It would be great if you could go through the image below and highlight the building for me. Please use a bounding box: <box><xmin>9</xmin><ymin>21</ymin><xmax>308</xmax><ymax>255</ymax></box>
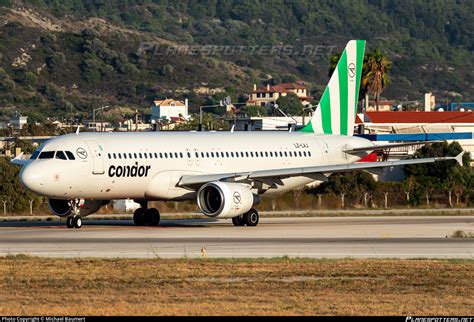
<box><xmin>246</xmin><ymin>82</ymin><xmax>313</xmax><ymax>107</ymax></box>
<box><xmin>9</xmin><ymin>113</ymin><xmax>28</xmax><ymax>129</ymax></box>
<box><xmin>83</xmin><ymin>120</ymin><xmax>113</xmax><ymax>132</ymax></box>
<box><xmin>366</xmin><ymin>99</ymin><xmax>397</xmax><ymax>112</ymax></box>
<box><xmin>228</xmin><ymin>116</ymin><xmax>308</xmax><ymax>131</ymax></box>
<box><xmin>151</xmin><ymin>99</ymin><xmax>189</xmax><ymax>121</ymax></box>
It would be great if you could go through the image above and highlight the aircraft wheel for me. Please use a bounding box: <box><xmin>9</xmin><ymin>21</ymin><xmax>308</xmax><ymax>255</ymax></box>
<box><xmin>133</xmin><ymin>208</ymin><xmax>146</xmax><ymax>226</ymax></box>
<box><xmin>66</xmin><ymin>217</ymin><xmax>74</xmax><ymax>229</ymax></box>
<box><xmin>145</xmin><ymin>208</ymin><xmax>160</xmax><ymax>226</ymax></box>
<box><xmin>73</xmin><ymin>216</ymin><xmax>82</xmax><ymax>229</ymax></box>
<box><xmin>244</xmin><ymin>209</ymin><xmax>259</xmax><ymax>227</ymax></box>
<box><xmin>232</xmin><ymin>215</ymin><xmax>245</xmax><ymax>226</ymax></box>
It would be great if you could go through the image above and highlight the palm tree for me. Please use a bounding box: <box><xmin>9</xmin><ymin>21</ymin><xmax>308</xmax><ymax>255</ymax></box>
<box><xmin>361</xmin><ymin>48</ymin><xmax>392</xmax><ymax>111</ymax></box>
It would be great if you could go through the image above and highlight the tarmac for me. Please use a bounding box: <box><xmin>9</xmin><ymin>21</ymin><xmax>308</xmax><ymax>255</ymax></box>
<box><xmin>0</xmin><ymin>216</ymin><xmax>473</xmax><ymax>259</ymax></box>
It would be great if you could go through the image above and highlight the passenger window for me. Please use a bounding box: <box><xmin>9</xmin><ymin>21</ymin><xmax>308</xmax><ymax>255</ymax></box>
<box><xmin>107</xmin><ymin>153</ymin><xmax>111</xmax><ymax>159</ymax></box>
<box><xmin>265</xmin><ymin>152</ymin><xmax>268</xmax><ymax>157</ymax></box>
<box><xmin>164</xmin><ymin>153</ymin><xmax>168</xmax><ymax>158</ymax></box>
<box><xmin>55</xmin><ymin>151</ymin><xmax>67</xmax><ymax>160</ymax></box>
<box><xmin>123</xmin><ymin>154</ymin><xmax>127</xmax><ymax>159</ymax></box>
<box><xmin>299</xmin><ymin>151</ymin><xmax>302</xmax><ymax>157</ymax></box>
<box><xmin>303</xmin><ymin>151</ymin><xmax>307</xmax><ymax>157</ymax></box>
<box><xmin>245</xmin><ymin>152</ymin><xmax>249</xmax><ymax>157</ymax></box>
<box><xmin>195</xmin><ymin>152</ymin><xmax>199</xmax><ymax>158</ymax></box>
<box><xmin>65</xmin><ymin>151</ymin><xmax>75</xmax><ymax>160</ymax></box>
<box><xmin>170</xmin><ymin>153</ymin><xmax>173</xmax><ymax>159</ymax></box>
<box><xmin>308</xmin><ymin>151</ymin><xmax>312</xmax><ymax>157</ymax></box>
<box><xmin>250</xmin><ymin>152</ymin><xmax>254</xmax><ymax>157</ymax></box>
<box><xmin>187</xmin><ymin>152</ymin><xmax>191</xmax><ymax>158</ymax></box>
<box><xmin>154</xmin><ymin>153</ymin><xmax>158</xmax><ymax>158</ymax></box>
<box><xmin>201</xmin><ymin>152</ymin><xmax>205</xmax><ymax>158</ymax></box>
<box><xmin>113</xmin><ymin>153</ymin><xmax>117</xmax><ymax>159</ymax></box>
<box><xmin>143</xmin><ymin>153</ymin><xmax>147</xmax><ymax>159</ymax></box>
<box><xmin>118</xmin><ymin>153</ymin><xmax>122</xmax><ymax>159</ymax></box>
<box><xmin>175</xmin><ymin>152</ymin><xmax>179</xmax><ymax>158</ymax></box>
<box><xmin>289</xmin><ymin>151</ymin><xmax>292</xmax><ymax>157</ymax></box>
<box><xmin>134</xmin><ymin>153</ymin><xmax>137</xmax><ymax>159</ymax></box>
<box><xmin>231</xmin><ymin>152</ymin><xmax>234</xmax><ymax>157</ymax></box>
<box><xmin>269</xmin><ymin>152</ymin><xmax>273</xmax><ymax>157</ymax></box>
<box><xmin>159</xmin><ymin>153</ymin><xmax>163</xmax><ymax>158</ymax></box>
<box><xmin>206</xmin><ymin>152</ymin><xmax>210</xmax><ymax>158</ymax></box>
<box><xmin>39</xmin><ymin>151</ymin><xmax>55</xmax><ymax>159</ymax></box>
<box><xmin>240</xmin><ymin>152</ymin><xmax>244</xmax><ymax>157</ymax></box>
<box><xmin>284</xmin><ymin>151</ymin><xmax>288</xmax><ymax>157</ymax></box>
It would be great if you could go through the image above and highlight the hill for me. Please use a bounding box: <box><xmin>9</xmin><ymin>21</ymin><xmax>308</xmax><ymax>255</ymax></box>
<box><xmin>0</xmin><ymin>0</ymin><xmax>473</xmax><ymax>122</ymax></box>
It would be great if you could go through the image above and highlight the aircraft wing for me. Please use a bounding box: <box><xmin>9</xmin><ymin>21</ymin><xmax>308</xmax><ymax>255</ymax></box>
<box><xmin>343</xmin><ymin>141</ymin><xmax>442</xmax><ymax>154</ymax></box>
<box><xmin>178</xmin><ymin>152</ymin><xmax>464</xmax><ymax>188</ymax></box>
<box><xmin>10</xmin><ymin>153</ymin><xmax>28</xmax><ymax>166</ymax></box>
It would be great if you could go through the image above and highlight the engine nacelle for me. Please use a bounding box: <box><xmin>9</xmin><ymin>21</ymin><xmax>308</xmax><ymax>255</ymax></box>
<box><xmin>48</xmin><ymin>199</ymin><xmax>108</xmax><ymax>217</ymax></box>
<box><xmin>197</xmin><ymin>182</ymin><xmax>256</xmax><ymax>218</ymax></box>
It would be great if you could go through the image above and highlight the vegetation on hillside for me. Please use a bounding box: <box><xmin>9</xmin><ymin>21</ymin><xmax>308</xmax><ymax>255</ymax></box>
<box><xmin>0</xmin><ymin>0</ymin><xmax>472</xmax><ymax>122</ymax></box>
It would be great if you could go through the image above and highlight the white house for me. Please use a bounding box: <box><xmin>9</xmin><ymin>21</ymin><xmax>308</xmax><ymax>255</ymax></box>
<box><xmin>9</xmin><ymin>114</ymin><xmax>28</xmax><ymax>129</ymax></box>
<box><xmin>152</xmin><ymin>98</ymin><xmax>189</xmax><ymax>121</ymax></box>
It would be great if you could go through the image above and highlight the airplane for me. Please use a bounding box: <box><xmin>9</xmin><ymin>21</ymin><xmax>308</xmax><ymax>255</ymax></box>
<box><xmin>11</xmin><ymin>40</ymin><xmax>464</xmax><ymax>229</ymax></box>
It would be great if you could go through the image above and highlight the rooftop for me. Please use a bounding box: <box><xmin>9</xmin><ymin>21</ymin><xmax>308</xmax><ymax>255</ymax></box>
<box><xmin>361</xmin><ymin>111</ymin><xmax>474</xmax><ymax>124</ymax></box>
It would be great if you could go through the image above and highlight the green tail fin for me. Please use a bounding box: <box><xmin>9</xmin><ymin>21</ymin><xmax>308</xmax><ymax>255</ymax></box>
<box><xmin>301</xmin><ymin>40</ymin><xmax>366</xmax><ymax>136</ymax></box>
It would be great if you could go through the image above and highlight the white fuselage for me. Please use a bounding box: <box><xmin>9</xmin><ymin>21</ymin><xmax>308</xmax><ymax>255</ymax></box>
<box><xmin>20</xmin><ymin>131</ymin><xmax>372</xmax><ymax>201</ymax></box>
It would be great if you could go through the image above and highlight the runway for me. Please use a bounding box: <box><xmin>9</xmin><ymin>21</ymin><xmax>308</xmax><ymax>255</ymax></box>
<box><xmin>0</xmin><ymin>216</ymin><xmax>473</xmax><ymax>258</ymax></box>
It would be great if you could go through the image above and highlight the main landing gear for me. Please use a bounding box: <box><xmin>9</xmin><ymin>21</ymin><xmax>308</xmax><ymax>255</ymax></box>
<box><xmin>232</xmin><ymin>208</ymin><xmax>259</xmax><ymax>227</ymax></box>
<box><xmin>66</xmin><ymin>199</ymin><xmax>84</xmax><ymax>229</ymax></box>
<box><xmin>133</xmin><ymin>206</ymin><xmax>161</xmax><ymax>226</ymax></box>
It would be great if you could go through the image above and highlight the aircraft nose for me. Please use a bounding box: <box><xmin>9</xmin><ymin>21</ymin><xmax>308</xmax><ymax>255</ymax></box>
<box><xmin>20</xmin><ymin>164</ymin><xmax>43</xmax><ymax>194</ymax></box>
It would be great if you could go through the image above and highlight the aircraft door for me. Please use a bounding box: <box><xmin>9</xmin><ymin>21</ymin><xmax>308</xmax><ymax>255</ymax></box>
<box><xmin>185</xmin><ymin>148</ymin><xmax>192</xmax><ymax>166</ymax></box>
<box><xmin>85</xmin><ymin>140</ymin><xmax>105</xmax><ymax>175</ymax></box>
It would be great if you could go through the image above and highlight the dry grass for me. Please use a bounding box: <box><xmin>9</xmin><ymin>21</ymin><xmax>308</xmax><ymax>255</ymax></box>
<box><xmin>0</xmin><ymin>256</ymin><xmax>473</xmax><ymax>316</ymax></box>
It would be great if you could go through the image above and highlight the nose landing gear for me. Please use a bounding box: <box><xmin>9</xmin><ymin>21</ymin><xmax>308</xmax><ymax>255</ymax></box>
<box><xmin>66</xmin><ymin>199</ymin><xmax>84</xmax><ymax>229</ymax></box>
<box><xmin>66</xmin><ymin>216</ymin><xmax>82</xmax><ymax>229</ymax></box>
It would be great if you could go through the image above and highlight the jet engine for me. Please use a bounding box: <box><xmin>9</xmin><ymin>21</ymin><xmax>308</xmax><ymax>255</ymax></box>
<box><xmin>48</xmin><ymin>198</ymin><xmax>108</xmax><ymax>217</ymax></box>
<box><xmin>197</xmin><ymin>182</ymin><xmax>257</xmax><ymax>218</ymax></box>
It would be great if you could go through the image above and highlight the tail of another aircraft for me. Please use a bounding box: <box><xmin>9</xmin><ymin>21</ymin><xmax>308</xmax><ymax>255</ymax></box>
<box><xmin>300</xmin><ymin>40</ymin><xmax>366</xmax><ymax>136</ymax></box>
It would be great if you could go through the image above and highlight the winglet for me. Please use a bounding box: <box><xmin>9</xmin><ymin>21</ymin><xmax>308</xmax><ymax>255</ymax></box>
<box><xmin>434</xmin><ymin>151</ymin><xmax>465</xmax><ymax>166</ymax></box>
<box><xmin>10</xmin><ymin>153</ymin><xmax>27</xmax><ymax>166</ymax></box>
<box><xmin>455</xmin><ymin>151</ymin><xmax>465</xmax><ymax>166</ymax></box>
<box><xmin>76</xmin><ymin>126</ymin><xmax>80</xmax><ymax>135</ymax></box>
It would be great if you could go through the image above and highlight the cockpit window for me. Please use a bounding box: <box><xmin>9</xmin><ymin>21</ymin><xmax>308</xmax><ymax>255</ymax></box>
<box><xmin>55</xmin><ymin>151</ymin><xmax>67</xmax><ymax>160</ymax></box>
<box><xmin>30</xmin><ymin>150</ymin><xmax>40</xmax><ymax>160</ymax></box>
<box><xmin>65</xmin><ymin>151</ymin><xmax>75</xmax><ymax>160</ymax></box>
<box><xmin>39</xmin><ymin>151</ymin><xmax>55</xmax><ymax>159</ymax></box>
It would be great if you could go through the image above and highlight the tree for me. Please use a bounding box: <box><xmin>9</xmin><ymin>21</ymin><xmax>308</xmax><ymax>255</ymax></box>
<box><xmin>361</xmin><ymin>48</ymin><xmax>392</xmax><ymax>111</ymax></box>
<box><xmin>276</xmin><ymin>93</ymin><xmax>304</xmax><ymax>116</ymax></box>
